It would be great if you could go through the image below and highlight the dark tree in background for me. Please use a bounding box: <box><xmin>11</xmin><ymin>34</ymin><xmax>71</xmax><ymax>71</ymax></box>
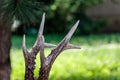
<box><xmin>12</xmin><ymin>0</ymin><xmax>106</xmax><ymax>35</ymax></box>
<box><xmin>0</xmin><ymin>0</ymin><xmax>41</xmax><ymax>79</ymax></box>
<box><xmin>41</xmin><ymin>0</ymin><xmax>105</xmax><ymax>34</ymax></box>
<box><xmin>0</xmin><ymin>20</ymin><xmax>11</xmax><ymax>80</ymax></box>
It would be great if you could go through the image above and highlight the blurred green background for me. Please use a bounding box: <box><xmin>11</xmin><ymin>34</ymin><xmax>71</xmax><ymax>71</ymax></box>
<box><xmin>11</xmin><ymin>34</ymin><xmax>120</xmax><ymax>80</ymax></box>
<box><xmin>13</xmin><ymin>0</ymin><xmax>106</xmax><ymax>35</ymax></box>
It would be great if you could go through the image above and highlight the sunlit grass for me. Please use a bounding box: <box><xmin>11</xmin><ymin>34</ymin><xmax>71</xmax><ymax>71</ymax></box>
<box><xmin>11</xmin><ymin>34</ymin><xmax>120</xmax><ymax>80</ymax></box>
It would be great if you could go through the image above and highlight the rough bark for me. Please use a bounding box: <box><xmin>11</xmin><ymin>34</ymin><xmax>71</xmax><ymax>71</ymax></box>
<box><xmin>0</xmin><ymin>21</ymin><xmax>11</xmax><ymax>80</ymax></box>
<box><xmin>22</xmin><ymin>13</ymin><xmax>81</xmax><ymax>80</ymax></box>
<box><xmin>38</xmin><ymin>65</ymin><xmax>52</xmax><ymax>80</ymax></box>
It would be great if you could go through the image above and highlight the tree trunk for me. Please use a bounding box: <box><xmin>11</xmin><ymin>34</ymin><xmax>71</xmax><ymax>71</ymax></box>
<box><xmin>0</xmin><ymin>21</ymin><xmax>11</xmax><ymax>80</ymax></box>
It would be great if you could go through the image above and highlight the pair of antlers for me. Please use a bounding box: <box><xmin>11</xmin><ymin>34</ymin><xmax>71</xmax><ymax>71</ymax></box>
<box><xmin>22</xmin><ymin>13</ymin><xmax>80</xmax><ymax>80</ymax></box>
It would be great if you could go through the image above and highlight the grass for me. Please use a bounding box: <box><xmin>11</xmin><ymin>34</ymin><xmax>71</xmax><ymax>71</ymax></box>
<box><xmin>11</xmin><ymin>34</ymin><xmax>120</xmax><ymax>80</ymax></box>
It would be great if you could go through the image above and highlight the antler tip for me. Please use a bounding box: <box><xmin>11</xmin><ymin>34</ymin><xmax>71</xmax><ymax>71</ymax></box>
<box><xmin>75</xmin><ymin>20</ymin><xmax>80</xmax><ymax>27</ymax></box>
<box><xmin>77</xmin><ymin>20</ymin><xmax>80</xmax><ymax>22</ymax></box>
<box><xmin>65</xmin><ymin>43</ymin><xmax>81</xmax><ymax>50</ymax></box>
<box><xmin>22</xmin><ymin>34</ymin><xmax>26</xmax><ymax>46</ymax></box>
<box><xmin>43</xmin><ymin>13</ymin><xmax>45</xmax><ymax>17</ymax></box>
<box><xmin>39</xmin><ymin>13</ymin><xmax>46</xmax><ymax>36</ymax></box>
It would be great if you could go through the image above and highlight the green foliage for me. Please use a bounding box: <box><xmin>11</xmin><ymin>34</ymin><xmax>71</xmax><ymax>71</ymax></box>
<box><xmin>42</xmin><ymin>0</ymin><xmax>105</xmax><ymax>34</ymax></box>
<box><xmin>0</xmin><ymin>0</ymin><xmax>41</xmax><ymax>24</ymax></box>
<box><xmin>11</xmin><ymin>34</ymin><xmax>120</xmax><ymax>80</ymax></box>
<box><xmin>4</xmin><ymin>0</ymin><xmax>106</xmax><ymax>35</ymax></box>
<box><xmin>50</xmin><ymin>0</ymin><xmax>104</xmax><ymax>11</ymax></box>
<box><xmin>0</xmin><ymin>0</ymin><xmax>107</xmax><ymax>34</ymax></box>
<box><xmin>75</xmin><ymin>12</ymin><xmax>107</xmax><ymax>34</ymax></box>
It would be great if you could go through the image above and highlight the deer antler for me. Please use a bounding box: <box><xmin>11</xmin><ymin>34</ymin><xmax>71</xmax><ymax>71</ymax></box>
<box><xmin>46</xmin><ymin>20</ymin><xmax>80</xmax><ymax>65</ymax></box>
<box><xmin>22</xmin><ymin>13</ymin><xmax>80</xmax><ymax>80</ymax></box>
<box><xmin>22</xmin><ymin>13</ymin><xmax>56</xmax><ymax>80</ymax></box>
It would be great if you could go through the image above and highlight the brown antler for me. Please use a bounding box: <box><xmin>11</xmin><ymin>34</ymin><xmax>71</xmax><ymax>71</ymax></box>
<box><xmin>46</xmin><ymin>20</ymin><xmax>80</xmax><ymax>65</ymax></box>
<box><xmin>22</xmin><ymin>13</ymin><xmax>80</xmax><ymax>80</ymax></box>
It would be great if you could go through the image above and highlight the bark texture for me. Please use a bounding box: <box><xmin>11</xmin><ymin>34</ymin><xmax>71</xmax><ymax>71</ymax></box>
<box><xmin>0</xmin><ymin>21</ymin><xmax>11</xmax><ymax>80</ymax></box>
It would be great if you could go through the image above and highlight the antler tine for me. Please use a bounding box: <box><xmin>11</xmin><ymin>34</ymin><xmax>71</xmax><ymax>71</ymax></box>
<box><xmin>64</xmin><ymin>43</ymin><xmax>81</xmax><ymax>50</ymax></box>
<box><xmin>38</xmin><ymin>14</ymin><xmax>46</xmax><ymax>66</ymax></box>
<box><xmin>56</xmin><ymin>20</ymin><xmax>80</xmax><ymax>49</ymax></box>
<box><xmin>65</xmin><ymin>20</ymin><xmax>80</xmax><ymax>41</ymax></box>
<box><xmin>47</xmin><ymin>20</ymin><xmax>80</xmax><ymax>65</ymax></box>
<box><xmin>22</xmin><ymin>35</ymin><xmax>29</xmax><ymax>61</ymax></box>
<box><xmin>54</xmin><ymin>20</ymin><xmax>80</xmax><ymax>49</ymax></box>
<box><xmin>32</xmin><ymin>13</ymin><xmax>45</xmax><ymax>54</ymax></box>
<box><xmin>58</xmin><ymin>20</ymin><xmax>80</xmax><ymax>50</ymax></box>
<box><xmin>38</xmin><ymin>13</ymin><xmax>45</xmax><ymax>37</ymax></box>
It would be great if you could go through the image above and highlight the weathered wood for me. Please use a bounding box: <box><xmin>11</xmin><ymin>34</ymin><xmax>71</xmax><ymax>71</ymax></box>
<box><xmin>22</xmin><ymin>13</ymin><xmax>80</xmax><ymax>80</ymax></box>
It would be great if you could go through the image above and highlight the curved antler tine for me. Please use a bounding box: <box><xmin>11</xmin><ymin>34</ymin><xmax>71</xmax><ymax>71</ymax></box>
<box><xmin>55</xmin><ymin>20</ymin><xmax>80</xmax><ymax>50</ymax></box>
<box><xmin>38</xmin><ymin>13</ymin><xmax>45</xmax><ymax>37</ymax></box>
<box><xmin>65</xmin><ymin>20</ymin><xmax>80</xmax><ymax>41</ymax></box>
<box><xmin>22</xmin><ymin>35</ymin><xmax>29</xmax><ymax>60</ymax></box>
